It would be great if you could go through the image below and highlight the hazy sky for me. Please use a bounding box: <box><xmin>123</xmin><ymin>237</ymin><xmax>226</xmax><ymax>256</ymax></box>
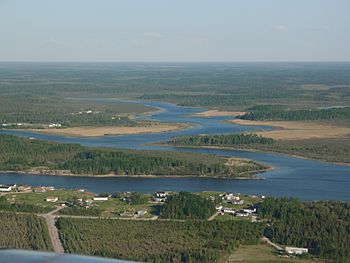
<box><xmin>0</xmin><ymin>0</ymin><xmax>349</xmax><ymax>62</ymax></box>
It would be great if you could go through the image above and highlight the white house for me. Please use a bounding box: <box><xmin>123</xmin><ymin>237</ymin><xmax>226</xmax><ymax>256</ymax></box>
<box><xmin>285</xmin><ymin>247</ymin><xmax>308</xmax><ymax>255</ymax></box>
<box><xmin>45</xmin><ymin>197</ymin><xmax>58</xmax><ymax>203</ymax></box>
<box><xmin>0</xmin><ymin>184</ymin><xmax>16</xmax><ymax>192</ymax></box>
<box><xmin>223</xmin><ymin>208</ymin><xmax>236</xmax><ymax>215</ymax></box>
<box><xmin>155</xmin><ymin>191</ymin><xmax>168</xmax><ymax>198</ymax></box>
<box><xmin>93</xmin><ymin>196</ymin><xmax>108</xmax><ymax>201</ymax></box>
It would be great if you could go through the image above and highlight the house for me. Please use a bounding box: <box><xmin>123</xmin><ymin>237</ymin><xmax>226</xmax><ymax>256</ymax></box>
<box><xmin>222</xmin><ymin>193</ymin><xmax>243</xmax><ymax>204</ymax></box>
<box><xmin>155</xmin><ymin>191</ymin><xmax>168</xmax><ymax>198</ymax></box>
<box><xmin>243</xmin><ymin>208</ymin><xmax>256</xmax><ymax>214</ymax></box>
<box><xmin>215</xmin><ymin>205</ymin><xmax>223</xmax><ymax>211</ymax></box>
<box><xmin>285</xmin><ymin>247</ymin><xmax>308</xmax><ymax>255</ymax></box>
<box><xmin>136</xmin><ymin>209</ymin><xmax>147</xmax><ymax>216</ymax></box>
<box><xmin>154</xmin><ymin>191</ymin><xmax>169</xmax><ymax>202</ymax></box>
<box><xmin>93</xmin><ymin>196</ymin><xmax>108</xmax><ymax>201</ymax></box>
<box><xmin>223</xmin><ymin>208</ymin><xmax>236</xmax><ymax>215</ymax></box>
<box><xmin>0</xmin><ymin>184</ymin><xmax>16</xmax><ymax>192</ymax></box>
<box><xmin>48</xmin><ymin>123</ymin><xmax>62</xmax><ymax>128</ymax></box>
<box><xmin>45</xmin><ymin>197</ymin><xmax>58</xmax><ymax>203</ymax></box>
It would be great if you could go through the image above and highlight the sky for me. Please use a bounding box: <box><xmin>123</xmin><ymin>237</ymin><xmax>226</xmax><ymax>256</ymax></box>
<box><xmin>0</xmin><ymin>0</ymin><xmax>349</xmax><ymax>62</ymax></box>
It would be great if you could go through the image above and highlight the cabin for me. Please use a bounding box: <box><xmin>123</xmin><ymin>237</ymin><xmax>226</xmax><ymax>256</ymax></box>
<box><xmin>45</xmin><ymin>197</ymin><xmax>58</xmax><ymax>203</ymax></box>
<box><xmin>285</xmin><ymin>247</ymin><xmax>308</xmax><ymax>255</ymax></box>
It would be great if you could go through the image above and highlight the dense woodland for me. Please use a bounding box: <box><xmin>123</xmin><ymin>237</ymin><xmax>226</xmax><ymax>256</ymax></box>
<box><xmin>170</xmin><ymin>134</ymin><xmax>350</xmax><ymax>163</ymax></box>
<box><xmin>0</xmin><ymin>212</ymin><xmax>52</xmax><ymax>251</ymax></box>
<box><xmin>171</xmin><ymin>133</ymin><xmax>274</xmax><ymax>146</ymax></box>
<box><xmin>160</xmin><ymin>192</ymin><xmax>216</xmax><ymax>220</ymax></box>
<box><xmin>0</xmin><ymin>111</ymin><xmax>136</xmax><ymax>128</ymax></box>
<box><xmin>0</xmin><ymin>134</ymin><xmax>265</xmax><ymax>177</ymax></box>
<box><xmin>239</xmin><ymin>107</ymin><xmax>350</xmax><ymax>121</ymax></box>
<box><xmin>57</xmin><ymin>218</ymin><xmax>264</xmax><ymax>262</ymax></box>
<box><xmin>259</xmin><ymin>198</ymin><xmax>350</xmax><ymax>262</ymax></box>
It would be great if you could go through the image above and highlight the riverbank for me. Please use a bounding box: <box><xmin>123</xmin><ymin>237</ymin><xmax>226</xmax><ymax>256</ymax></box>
<box><xmin>229</xmin><ymin>119</ymin><xmax>350</xmax><ymax>140</ymax></box>
<box><xmin>163</xmin><ymin>143</ymin><xmax>350</xmax><ymax>167</ymax></box>
<box><xmin>21</xmin><ymin>122</ymin><xmax>189</xmax><ymax>137</ymax></box>
<box><xmin>193</xmin><ymin>110</ymin><xmax>246</xmax><ymax>117</ymax></box>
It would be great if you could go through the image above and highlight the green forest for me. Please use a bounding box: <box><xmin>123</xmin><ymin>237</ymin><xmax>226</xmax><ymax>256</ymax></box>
<box><xmin>171</xmin><ymin>133</ymin><xmax>274</xmax><ymax>146</ymax></box>
<box><xmin>160</xmin><ymin>192</ymin><xmax>216</xmax><ymax>220</ymax></box>
<box><xmin>170</xmin><ymin>134</ymin><xmax>350</xmax><ymax>164</ymax></box>
<box><xmin>57</xmin><ymin>218</ymin><xmax>264</xmax><ymax>262</ymax></box>
<box><xmin>0</xmin><ymin>134</ymin><xmax>265</xmax><ymax>177</ymax></box>
<box><xmin>259</xmin><ymin>198</ymin><xmax>350</xmax><ymax>262</ymax></box>
<box><xmin>0</xmin><ymin>212</ymin><xmax>53</xmax><ymax>251</ymax></box>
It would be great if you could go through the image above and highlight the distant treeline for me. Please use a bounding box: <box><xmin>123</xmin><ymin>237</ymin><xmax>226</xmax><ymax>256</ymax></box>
<box><xmin>57</xmin><ymin>218</ymin><xmax>264</xmax><ymax>262</ymax></box>
<box><xmin>0</xmin><ymin>212</ymin><xmax>52</xmax><ymax>251</ymax></box>
<box><xmin>160</xmin><ymin>192</ymin><xmax>215</xmax><ymax>220</ymax></box>
<box><xmin>171</xmin><ymin>133</ymin><xmax>274</xmax><ymax>146</ymax></box>
<box><xmin>0</xmin><ymin>111</ymin><xmax>136</xmax><ymax>127</ymax></box>
<box><xmin>259</xmin><ymin>198</ymin><xmax>350</xmax><ymax>262</ymax></box>
<box><xmin>0</xmin><ymin>134</ymin><xmax>264</xmax><ymax>178</ymax></box>
<box><xmin>239</xmin><ymin>107</ymin><xmax>350</xmax><ymax>121</ymax></box>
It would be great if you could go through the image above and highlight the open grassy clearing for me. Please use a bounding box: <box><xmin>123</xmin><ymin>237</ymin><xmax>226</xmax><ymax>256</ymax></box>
<box><xmin>229</xmin><ymin>119</ymin><xmax>350</xmax><ymax>140</ymax></box>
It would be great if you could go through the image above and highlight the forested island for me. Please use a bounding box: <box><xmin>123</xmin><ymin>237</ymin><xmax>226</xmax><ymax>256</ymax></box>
<box><xmin>170</xmin><ymin>133</ymin><xmax>350</xmax><ymax>164</ymax></box>
<box><xmin>0</xmin><ymin>134</ymin><xmax>268</xmax><ymax>178</ymax></box>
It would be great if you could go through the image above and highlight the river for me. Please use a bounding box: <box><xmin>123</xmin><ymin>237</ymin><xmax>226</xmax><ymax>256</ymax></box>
<box><xmin>1</xmin><ymin>99</ymin><xmax>350</xmax><ymax>200</ymax></box>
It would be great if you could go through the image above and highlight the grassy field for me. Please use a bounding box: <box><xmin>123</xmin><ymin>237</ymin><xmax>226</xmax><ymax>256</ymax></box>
<box><xmin>230</xmin><ymin>119</ymin><xmax>350</xmax><ymax>140</ymax></box>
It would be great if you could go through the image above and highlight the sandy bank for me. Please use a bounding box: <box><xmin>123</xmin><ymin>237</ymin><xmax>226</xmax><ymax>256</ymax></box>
<box><xmin>229</xmin><ymin>119</ymin><xmax>350</xmax><ymax>140</ymax></box>
<box><xmin>26</xmin><ymin>123</ymin><xmax>188</xmax><ymax>137</ymax></box>
<box><xmin>194</xmin><ymin>110</ymin><xmax>246</xmax><ymax>117</ymax></box>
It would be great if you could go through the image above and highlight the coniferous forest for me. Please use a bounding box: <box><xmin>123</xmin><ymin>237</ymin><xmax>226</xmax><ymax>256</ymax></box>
<box><xmin>56</xmin><ymin>218</ymin><xmax>264</xmax><ymax>263</ymax></box>
<box><xmin>259</xmin><ymin>198</ymin><xmax>350</xmax><ymax>262</ymax></box>
<box><xmin>0</xmin><ymin>212</ymin><xmax>53</xmax><ymax>251</ymax></box>
<box><xmin>0</xmin><ymin>134</ymin><xmax>266</xmax><ymax>178</ymax></box>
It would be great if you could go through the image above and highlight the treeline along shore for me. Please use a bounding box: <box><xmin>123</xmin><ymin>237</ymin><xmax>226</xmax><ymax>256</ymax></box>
<box><xmin>0</xmin><ymin>134</ymin><xmax>269</xmax><ymax>179</ymax></box>
<box><xmin>169</xmin><ymin>133</ymin><xmax>350</xmax><ymax>164</ymax></box>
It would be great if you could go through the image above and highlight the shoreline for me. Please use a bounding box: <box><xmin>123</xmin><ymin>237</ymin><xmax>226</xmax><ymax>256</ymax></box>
<box><xmin>162</xmin><ymin>143</ymin><xmax>350</xmax><ymax>167</ymax></box>
<box><xmin>0</xmin><ymin>165</ymin><xmax>269</xmax><ymax>180</ymax></box>
<box><xmin>7</xmin><ymin>122</ymin><xmax>190</xmax><ymax>138</ymax></box>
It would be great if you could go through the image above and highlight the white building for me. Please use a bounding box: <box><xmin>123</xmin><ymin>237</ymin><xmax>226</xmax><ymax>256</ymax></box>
<box><xmin>285</xmin><ymin>247</ymin><xmax>308</xmax><ymax>255</ymax></box>
<box><xmin>0</xmin><ymin>184</ymin><xmax>16</xmax><ymax>192</ymax></box>
<box><xmin>45</xmin><ymin>197</ymin><xmax>58</xmax><ymax>203</ymax></box>
<box><xmin>155</xmin><ymin>191</ymin><xmax>168</xmax><ymax>198</ymax></box>
<box><xmin>93</xmin><ymin>196</ymin><xmax>108</xmax><ymax>201</ymax></box>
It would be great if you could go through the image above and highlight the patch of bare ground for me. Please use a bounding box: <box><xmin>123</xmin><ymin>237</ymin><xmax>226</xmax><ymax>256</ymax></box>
<box><xmin>229</xmin><ymin>119</ymin><xmax>350</xmax><ymax>140</ymax></box>
<box><xmin>194</xmin><ymin>110</ymin><xmax>246</xmax><ymax>117</ymax></box>
<box><xmin>26</xmin><ymin>123</ymin><xmax>188</xmax><ymax>137</ymax></box>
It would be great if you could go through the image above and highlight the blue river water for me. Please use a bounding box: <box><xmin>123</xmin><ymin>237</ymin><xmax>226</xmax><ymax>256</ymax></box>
<box><xmin>1</xmin><ymin>99</ymin><xmax>350</xmax><ymax>200</ymax></box>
